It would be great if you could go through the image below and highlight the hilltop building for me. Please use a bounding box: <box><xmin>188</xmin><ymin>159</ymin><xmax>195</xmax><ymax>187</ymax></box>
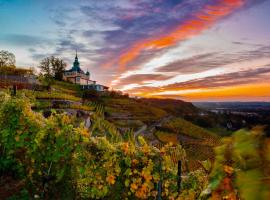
<box><xmin>63</xmin><ymin>52</ymin><xmax>108</xmax><ymax>92</ymax></box>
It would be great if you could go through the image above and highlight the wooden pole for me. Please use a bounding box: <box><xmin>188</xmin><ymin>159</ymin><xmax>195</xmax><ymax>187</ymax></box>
<box><xmin>12</xmin><ymin>84</ymin><xmax>17</xmax><ymax>96</ymax></box>
<box><xmin>177</xmin><ymin>160</ymin><xmax>182</xmax><ymax>192</ymax></box>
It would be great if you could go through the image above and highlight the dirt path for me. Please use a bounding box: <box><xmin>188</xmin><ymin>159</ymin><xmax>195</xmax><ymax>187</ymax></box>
<box><xmin>134</xmin><ymin>115</ymin><xmax>174</xmax><ymax>145</ymax></box>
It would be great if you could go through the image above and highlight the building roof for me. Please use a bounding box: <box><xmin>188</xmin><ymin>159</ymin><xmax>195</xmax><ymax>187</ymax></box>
<box><xmin>66</xmin><ymin>51</ymin><xmax>86</xmax><ymax>74</ymax></box>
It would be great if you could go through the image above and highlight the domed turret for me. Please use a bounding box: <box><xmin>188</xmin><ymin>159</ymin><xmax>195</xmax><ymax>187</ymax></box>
<box><xmin>71</xmin><ymin>50</ymin><xmax>82</xmax><ymax>72</ymax></box>
<box><xmin>86</xmin><ymin>68</ymin><xmax>90</xmax><ymax>80</ymax></box>
<box><xmin>63</xmin><ymin>50</ymin><xmax>99</xmax><ymax>87</ymax></box>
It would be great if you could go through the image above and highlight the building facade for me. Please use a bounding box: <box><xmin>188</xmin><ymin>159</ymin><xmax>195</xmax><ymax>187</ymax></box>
<box><xmin>63</xmin><ymin>52</ymin><xmax>108</xmax><ymax>92</ymax></box>
<box><xmin>63</xmin><ymin>52</ymin><xmax>93</xmax><ymax>85</ymax></box>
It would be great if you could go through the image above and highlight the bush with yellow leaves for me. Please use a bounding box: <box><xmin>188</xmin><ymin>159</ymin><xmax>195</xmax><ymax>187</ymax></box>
<box><xmin>1</xmin><ymin>92</ymin><xmax>199</xmax><ymax>200</ymax></box>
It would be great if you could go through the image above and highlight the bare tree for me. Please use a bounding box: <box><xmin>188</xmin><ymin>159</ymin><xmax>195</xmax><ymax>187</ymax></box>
<box><xmin>38</xmin><ymin>56</ymin><xmax>66</xmax><ymax>81</ymax></box>
<box><xmin>0</xmin><ymin>50</ymin><xmax>16</xmax><ymax>67</ymax></box>
<box><xmin>51</xmin><ymin>57</ymin><xmax>67</xmax><ymax>81</ymax></box>
<box><xmin>39</xmin><ymin>57</ymin><xmax>52</xmax><ymax>78</ymax></box>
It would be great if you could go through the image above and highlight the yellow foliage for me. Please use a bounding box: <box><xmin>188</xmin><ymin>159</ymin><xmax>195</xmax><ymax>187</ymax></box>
<box><xmin>106</xmin><ymin>175</ymin><xmax>116</xmax><ymax>185</ymax></box>
<box><xmin>135</xmin><ymin>184</ymin><xmax>149</xmax><ymax>199</ymax></box>
<box><xmin>130</xmin><ymin>182</ymin><xmax>138</xmax><ymax>191</ymax></box>
<box><xmin>223</xmin><ymin>165</ymin><xmax>234</xmax><ymax>175</ymax></box>
<box><xmin>121</xmin><ymin>142</ymin><xmax>129</xmax><ymax>154</ymax></box>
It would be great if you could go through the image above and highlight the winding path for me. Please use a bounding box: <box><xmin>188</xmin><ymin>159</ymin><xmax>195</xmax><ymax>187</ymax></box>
<box><xmin>134</xmin><ymin>115</ymin><xmax>174</xmax><ymax>145</ymax></box>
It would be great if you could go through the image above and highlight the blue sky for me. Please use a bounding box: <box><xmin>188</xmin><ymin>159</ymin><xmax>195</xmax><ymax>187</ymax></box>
<box><xmin>0</xmin><ymin>0</ymin><xmax>270</xmax><ymax>101</ymax></box>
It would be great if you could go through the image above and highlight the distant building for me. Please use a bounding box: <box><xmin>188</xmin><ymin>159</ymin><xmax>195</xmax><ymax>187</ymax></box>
<box><xmin>63</xmin><ymin>51</ymin><xmax>93</xmax><ymax>85</ymax></box>
<box><xmin>81</xmin><ymin>84</ymin><xmax>109</xmax><ymax>92</ymax></box>
<box><xmin>63</xmin><ymin>52</ymin><xmax>108</xmax><ymax>92</ymax></box>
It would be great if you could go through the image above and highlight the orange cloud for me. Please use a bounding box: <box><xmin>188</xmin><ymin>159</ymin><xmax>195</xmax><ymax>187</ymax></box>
<box><xmin>118</xmin><ymin>0</ymin><xmax>244</xmax><ymax>70</ymax></box>
<box><xmin>142</xmin><ymin>83</ymin><xmax>270</xmax><ymax>102</ymax></box>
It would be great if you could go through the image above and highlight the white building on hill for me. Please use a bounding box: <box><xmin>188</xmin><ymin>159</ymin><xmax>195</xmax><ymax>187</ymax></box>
<box><xmin>63</xmin><ymin>52</ymin><xmax>108</xmax><ymax>92</ymax></box>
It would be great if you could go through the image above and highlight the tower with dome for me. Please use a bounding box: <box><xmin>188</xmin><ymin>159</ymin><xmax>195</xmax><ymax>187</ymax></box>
<box><xmin>63</xmin><ymin>51</ymin><xmax>108</xmax><ymax>91</ymax></box>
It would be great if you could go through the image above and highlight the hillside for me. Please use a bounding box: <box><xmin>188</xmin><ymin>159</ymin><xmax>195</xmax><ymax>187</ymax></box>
<box><xmin>99</xmin><ymin>97</ymin><xmax>200</xmax><ymax>129</ymax></box>
<box><xmin>1</xmin><ymin>82</ymin><xmax>269</xmax><ymax>199</ymax></box>
<box><xmin>53</xmin><ymin>83</ymin><xmax>220</xmax><ymax>164</ymax></box>
<box><xmin>97</xmin><ymin>94</ymin><xmax>220</xmax><ymax>169</ymax></box>
<box><xmin>1</xmin><ymin>81</ymin><xmax>220</xmax><ymax>169</ymax></box>
<box><xmin>140</xmin><ymin>98</ymin><xmax>199</xmax><ymax>117</ymax></box>
<box><xmin>153</xmin><ymin>118</ymin><xmax>219</xmax><ymax>169</ymax></box>
<box><xmin>102</xmin><ymin>97</ymin><xmax>168</xmax><ymax>126</ymax></box>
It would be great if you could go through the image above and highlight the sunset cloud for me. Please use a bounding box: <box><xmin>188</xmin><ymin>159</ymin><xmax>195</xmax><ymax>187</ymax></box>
<box><xmin>116</xmin><ymin>73</ymin><xmax>173</xmax><ymax>85</ymax></box>
<box><xmin>1</xmin><ymin>0</ymin><xmax>270</xmax><ymax>101</ymax></box>
<box><xmin>151</xmin><ymin>83</ymin><xmax>270</xmax><ymax>102</ymax></box>
<box><xmin>115</xmin><ymin>0</ymin><xmax>244</xmax><ymax>70</ymax></box>
<box><xmin>122</xmin><ymin>66</ymin><xmax>270</xmax><ymax>96</ymax></box>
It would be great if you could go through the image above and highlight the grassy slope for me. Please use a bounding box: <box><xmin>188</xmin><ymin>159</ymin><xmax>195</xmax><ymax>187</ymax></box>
<box><xmin>3</xmin><ymin>81</ymin><xmax>220</xmax><ymax>167</ymax></box>
<box><xmin>92</xmin><ymin>95</ymin><xmax>220</xmax><ymax>167</ymax></box>
<box><xmin>154</xmin><ymin>117</ymin><xmax>220</xmax><ymax>169</ymax></box>
<box><xmin>157</xmin><ymin>118</ymin><xmax>218</xmax><ymax>144</ymax></box>
<box><xmin>15</xmin><ymin>82</ymin><xmax>94</xmax><ymax>112</ymax></box>
<box><xmin>102</xmin><ymin>98</ymin><xmax>168</xmax><ymax>125</ymax></box>
<box><xmin>101</xmin><ymin>97</ymin><xmax>220</xmax><ymax>169</ymax></box>
<box><xmin>52</xmin><ymin>80</ymin><xmax>82</xmax><ymax>95</ymax></box>
<box><xmin>140</xmin><ymin>98</ymin><xmax>199</xmax><ymax>116</ymax></box>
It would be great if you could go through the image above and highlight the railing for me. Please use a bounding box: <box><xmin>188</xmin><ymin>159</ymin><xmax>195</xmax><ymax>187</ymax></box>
<box><xmin>0</xmin><ymin>75</ymin><xmax>40</xmax><ymax>90</ymax></box>
<box><xmin>0</xmin><ymin>74</ymin><xmax>29</xmax><ymax>82</ymax></box>
<box><xmin>0</xmin><ymin>74</ymin><xmax>37</xmax><ymax>83</ymax></box>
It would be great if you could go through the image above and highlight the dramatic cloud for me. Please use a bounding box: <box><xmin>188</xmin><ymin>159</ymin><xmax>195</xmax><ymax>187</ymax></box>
<box><xmin>1</xmin><ymin>0</ymin><xmax>270</xmax><ymax>101</ymax></box>
<box><xmin>0</xmin><ymin>34</ymin><xmax>52</xmax><ymax>47</ymax></box>
<box><xmin>118</xmin><ymin>73</ymin><xmax>173</xmax><ymax>85</ymax></box>
<box><xmin>113</xmin><ymin>0</ymin><xmax>244</xmax><ymax>70</ymax></box>
<box><xmin>122</xmin><ymin>66</ymin><xmax>270</xmax><ymax>97</ymax></box>
<box><xmin>162</xmin><ymin>66</ymin><xmax>270</xmax><ymax>90</ymax></box>
<box><xmin>157</xmin><ymin>53</ymin><xmax>222</xmax><ymax>74</ymax></box>
<box><xmin>113</xmin><ymin>43</ymin><xmax>270</xmax><ymax>89</ymax></box>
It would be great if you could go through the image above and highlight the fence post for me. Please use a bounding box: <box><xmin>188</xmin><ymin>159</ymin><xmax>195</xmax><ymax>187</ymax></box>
<box><xmin>177</xmin><ymin>160</ymin><xmax>182</xmax><ymax>192</ymax></box>
<box><xmin>12</xmin><ymin>85</ymin><xmax>17</xmax><ymax>96</ymax></box>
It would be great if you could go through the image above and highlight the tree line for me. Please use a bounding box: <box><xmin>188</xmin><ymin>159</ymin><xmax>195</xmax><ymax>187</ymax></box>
<box><xmin>0</xmin><ymin>50</ymin><xmax>67</xmax><ymax>80</ymax></box>
<box><xmin>0</xmin><ymin>50</ymin><xmax>68</xmax><ymax>89</ymax></box>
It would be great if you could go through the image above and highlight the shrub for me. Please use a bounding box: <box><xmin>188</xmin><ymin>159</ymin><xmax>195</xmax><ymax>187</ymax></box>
<box><xmin>0</xmin><ymin>93</ymin><xmax>194</xmax><ymax>199</ymax></box>
<box><xmin>204</xmin><ymin>128</ymin><xmax>270</xmax><ymax>199</ymax></box>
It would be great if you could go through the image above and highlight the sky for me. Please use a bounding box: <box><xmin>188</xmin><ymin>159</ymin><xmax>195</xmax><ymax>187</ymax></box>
<box><xmin>0</xmin><ymin>0</ymin><xmax>270</xmax><ymax>101</ymax></box>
